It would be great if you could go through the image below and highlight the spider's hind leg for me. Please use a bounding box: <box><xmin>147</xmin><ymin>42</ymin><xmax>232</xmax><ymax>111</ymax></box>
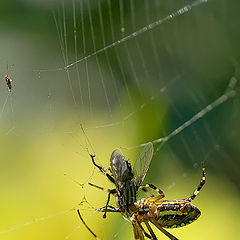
<box><xmin>150</xmin><ymin>220</ymin><xmax>179</xmax><ymax>240</ymax></box>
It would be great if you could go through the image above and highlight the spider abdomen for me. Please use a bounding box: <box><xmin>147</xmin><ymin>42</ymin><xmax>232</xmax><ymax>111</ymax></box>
<box><xmin>155</xmin><ymin>200</ymin><xmax>201</xmax><ymax>228</ymax></box>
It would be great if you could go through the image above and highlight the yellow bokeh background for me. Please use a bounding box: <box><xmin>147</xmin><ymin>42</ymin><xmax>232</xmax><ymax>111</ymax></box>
<box><xmin>0</xmin><ymin>112</ymin><xmax>239</xmax><ymax>240</ymax></box>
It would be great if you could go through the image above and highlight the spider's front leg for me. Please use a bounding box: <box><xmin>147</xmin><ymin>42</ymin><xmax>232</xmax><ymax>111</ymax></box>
<box><xmin>88</xmin><ymin>182</ymin><xmax>117</xmax><ymax>218</ymax></box>
<box><xmin>90</xmin><ymin>154</ymin><xmax>115</xmax><ymax>183</ymax></box>
<box><xmin>102</xmin><ymin>189</ymin><xmax>117</xmax><ymax>218</ymax></box>
<box><xmin>139</xmin><ymin>183</ymin><xmax>165</xmax><ymax>199</ymax></box>
<box><xmin>96</xmin><ymin>205</ymin><xmax>120</xmax><ymax>213</ymax></box>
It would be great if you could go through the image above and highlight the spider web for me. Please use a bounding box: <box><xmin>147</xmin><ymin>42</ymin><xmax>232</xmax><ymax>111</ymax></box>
<box><xmin>0</xmin><ymin>0</ymin><xmax>240</xmax><ymax>240</ymax></box>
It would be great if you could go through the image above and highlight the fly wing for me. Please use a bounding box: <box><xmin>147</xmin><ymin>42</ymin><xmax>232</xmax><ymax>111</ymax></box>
<box><xmin>133</xmin><ymin>142</ymin><xmax>154</xmax><ymax>187</ymax></box>
<box><xmin>110</xmin><ymin>149</ymin><xmax>133</xmax><ymax>187</ymax></box>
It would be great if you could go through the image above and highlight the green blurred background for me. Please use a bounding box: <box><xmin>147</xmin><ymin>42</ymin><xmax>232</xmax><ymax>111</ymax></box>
<box><xmin>0</xmin><ymin>0</ymin><xmax>239</xmax><ymax>239</ymax></box>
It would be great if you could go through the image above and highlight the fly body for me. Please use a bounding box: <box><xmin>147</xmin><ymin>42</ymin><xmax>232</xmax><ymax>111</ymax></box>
<box><xmin>110</xmin><ymin>149</ymin><xmax>137</xmax><ymax>214</ymax></box>
<box><xmin>88</xmin><ymin>142</ymin><xmax>154</xmax><ymax>218</ymax></box>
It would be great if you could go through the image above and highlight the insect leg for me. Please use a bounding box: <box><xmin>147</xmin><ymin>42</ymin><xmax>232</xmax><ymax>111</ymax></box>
<box><xmin>150</xmin><ymin>220</ymin><xmax>178</xmax><ymax>240</ymax></box>
<box><xmin>187</xmin><ymin>164</ymin><xmax>206</xmax><ymax>202</ymax></box>
<box><xmin>139</xmin><ymin>184</ymin><xmax>165</xmax><ymax>199</ymax></box>
<box><xmin>88</xmin><ymin>182</ymin><xmax>115</xmax><ymax>193</ymax></box>
<box><xmin>77</xmin><ymin>209</ymin><xmax>101</xmax><ymax>240</ymax></box>
<box><xmin>102</xmin><ymin>191</ymin><xmax>112</xmax><ymax>218</ymax></box>
<box><xmin>144</xmin><ymin>221</ymin><xmax>157</xmax><ymax>240</ymax></box>
<box><xmin>90</xmin><ymin>154</ymin><xmax>115</xmax><ymax>183</ymax></box>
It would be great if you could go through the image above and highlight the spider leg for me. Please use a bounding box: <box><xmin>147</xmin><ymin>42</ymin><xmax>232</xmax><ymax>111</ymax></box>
<box><xmin>96</xmin><ymin>206</ymin><xmax>120</xmax><ymax>212</ymax></box>
<box><xmin>88</xmin><ymin>186</ymin><xmax>117</xmax><ymax>218</ymax></box>
<box><xmin>144</xmin><ymin>221</ymin><xmax>157</xmax><ymax>240</ymax></box>
<box><xmin>88</xmin><ymin>182</ymin><xmax>117</xmax><ymax>218</ymax></box>
<box><xmin>135</xmin><ymin>218</ymin><xmax>152</xmax><ymax>239</ymax></box>
<box><xmin>77</xmin><ymin>209</ymin><xmax>101</xmax><ymax>240</ymax></box>
<box><xmin>138</xmin><ymin>225</ymin><xmax>152</xmax><ymax>239</ymax></box>
<box><xmin>150</xmin><ymin>220</ymin><xmax>178</xmax><ymax>240</ymax></box>
<box><xmin>90</xmin><ymin>154</ymin><xmax>115</xmax><ymax>183</ymax></box>
<box><xmin>187</xmin><ymin>164</ymin><xmax>206</xmax><ymax>202</ymax></box>
<box><xmin>132</xmin><ymin>221</ymin><xmax>145</xmax><ymax>240</ymax></box>
<box><xmin>88</xmin><ymin>182</ymin><xmax>116</xmax><ymax>194</ymax></box>
<box><xmin>139</xmin><ymin>184</ymin><xmax>165</xmax><ymax>199</ymax></box>
<box><xmin>139</xmin><ymin>186</ymin><xmax>153</xmax><ymax>197</ymax></box>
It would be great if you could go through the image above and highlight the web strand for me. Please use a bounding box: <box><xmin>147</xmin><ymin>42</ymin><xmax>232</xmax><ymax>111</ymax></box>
<box><xmin>98</xmin><ymin>0</ymin><xmax>122</xmax><ymax>111</ymax></box>
<box><xmin>0</xmin><ymin>196</ymin><xmax>95</xmax><ymax>236</ymax></box>
<box><xmin>72</xmin><ymin>0</ymin><xmax>84</xmax><ymax>106</ymax></box>
<box><xmin>87</xmin><ymin>1</ymin><xmax>112</xmax><ymax>117</ymax></box>
<box><xmin>34</xmin><ymin>0</ymin><xmax>209</xmax><ymax>72</ymax></box>
<box><xmin>0</xmin><ymin>208</ymin><xmax>75</xmax><ymax>235</ymax></box>
<box><xmin>127</xmin><ymin>76</ymin><xmax>238</xmax><ymax>149</ymax></box>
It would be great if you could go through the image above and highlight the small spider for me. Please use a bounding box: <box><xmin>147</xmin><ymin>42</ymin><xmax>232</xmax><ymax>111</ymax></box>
<box><xmin>5</xmin><ymin>74</ymin><xmax>12</xmax><ymax>91</ymax></box>
<box><xmin>5</xmin><ymin>64</ymin><xmax>13</xmax><ymax>91</ymax></box>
